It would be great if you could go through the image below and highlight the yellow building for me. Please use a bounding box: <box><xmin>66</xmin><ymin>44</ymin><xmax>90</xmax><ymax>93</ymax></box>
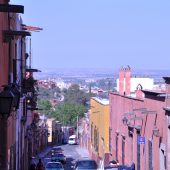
<box><xmin>90</xmin><ymin>97</ymin><xmax>110</xmax><ymax>166</ymax></box>
<box><xmin>46</xmin><ymin>118</ymin><xmax>55</xmax><ymax>145</ymax></box>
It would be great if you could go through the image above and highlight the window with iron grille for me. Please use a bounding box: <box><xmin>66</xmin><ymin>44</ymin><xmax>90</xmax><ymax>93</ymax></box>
<box><xmin>91</xmin><ymin>124</ymin><xmax>93</xmax><ymax>144</ymax></box>
<box><xmin>116</xmin><ymin>133</ymin><xmax>118</xmax><ymax>161</ymax></box>
<box><xmin>137</xmin><ymin>133</ymin><xmax>140</xmax><ymax>170</ymax></box>
<box><xmin>23</xmin><ymin>99</ymin><xmax>26</xmax><ymax>116</ymax></box>
<box><xmin>148</xmin><ymin>139</ymin><xmax>153</xmax><ymax>170</ymax></box>
<box><xmin>94</xmin><ymin>128</ymin><xmax>97</xmax><ymax>151</ymax></box>
<box><xmin>109</xmin><ymin>128</ymin><xmax>112</xmax><ymax>152</ymax></box>
<box><xmin>122</xmin><ymin>136</ymin><xmax>125</xmax><ymax>165</ymax></box>
<box><xmin>96</xmin><ymin>129</ymin><xmax>99</xmax><ymax>152</ymax></box>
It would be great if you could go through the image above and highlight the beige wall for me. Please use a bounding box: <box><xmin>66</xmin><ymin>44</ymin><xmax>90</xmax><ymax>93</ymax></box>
<box><xmin>47</xmin><ymin>118</ymin><xmax>55</xmax><ymax>143</ymax></box>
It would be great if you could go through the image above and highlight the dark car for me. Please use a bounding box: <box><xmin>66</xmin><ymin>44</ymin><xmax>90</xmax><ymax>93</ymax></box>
<box><xmin>51</xmin><ymin>147</ymin><xmax>63</xmax><ymax>154</ymax></box>
<box><xmin>45</xmin><ymin>162</ymin><xmax>64</xmax><ymax>170</ymax></box>
<box><xmin>118</xmin><ymin>165</ymin><xmax>132</xmax><ymax>170</ymax></box>
<box><xmin>51</xmin><ymin>153</ymin><xmax>66</xmax><ymax>164</ymax></box>
<box><xmin>104</xmin><ymin>165</ymin><xmax>133</xmax><ymax>170</ymax></box>
<box><xmin>72</xmin><ymin>159</ymin><xmax>98</xmax><ymax>170</ymax></box>
<box><xmin>104</xmin><ymin>167</ymin><xmax>118</xmax><ymax>170</ymax></box>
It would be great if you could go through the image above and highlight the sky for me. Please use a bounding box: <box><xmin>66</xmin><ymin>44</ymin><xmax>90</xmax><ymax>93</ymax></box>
<box><xmin>11</xmin><ymin>0</ymin><xmax>170</xmax><ymax>70</ymax></box>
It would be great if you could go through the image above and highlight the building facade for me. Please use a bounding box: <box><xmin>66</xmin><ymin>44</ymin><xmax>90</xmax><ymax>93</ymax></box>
<box><xmin>0</xmin><ymin>1</ymin><xmax>45</xmax><ymax>170</ymax></box>
<box><xmin>90</xmin><ymin>97</ymin><xmax>110</xmax><ymax>168</ymax></box>
<box><xmin>109</xmin><ymin>67</ymin><xmax>170</xmax><ymax>170</ymax></box>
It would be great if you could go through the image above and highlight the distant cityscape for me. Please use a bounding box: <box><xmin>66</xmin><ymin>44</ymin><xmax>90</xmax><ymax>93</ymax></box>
<box><xmin>35</xmin><ymin>68</ymin><xmax>170</xmax><ymax>89</ymax></box>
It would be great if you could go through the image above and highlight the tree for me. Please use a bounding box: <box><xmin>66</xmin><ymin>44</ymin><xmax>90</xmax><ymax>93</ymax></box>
<box><xmin>64</xmin><ymin>84</ymin><xmax>89</xmax><ymax>106</ymax></box>
<box><xmin>37</xmin><ymin>99</ymin><xmax>52</xmax><ymax>115</ymax></box>
<box><xmin>51</xmin><ymin>102</ymin><xmax>86</xmax><ymax>126</ymax></box>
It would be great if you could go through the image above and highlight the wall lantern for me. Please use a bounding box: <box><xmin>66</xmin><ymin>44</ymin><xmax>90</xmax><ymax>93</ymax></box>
<box><xmin>0</xmin><ymin>86</ymin><xmax>14</xmax><ymax>118</ymax></box>
<box><xmin>10</xmin><ymin>84</ymin><xmax>20</xmax><ymax>111</ymax></box>
<box><xmin>152</xmin><ymin>125</ymin><xmax>160</xmax><ymax>137</ymax></box>
<box><xmin>122</xmin><ymin>116</ymin><xmax>128</xmax><ymax>125</ymax></box>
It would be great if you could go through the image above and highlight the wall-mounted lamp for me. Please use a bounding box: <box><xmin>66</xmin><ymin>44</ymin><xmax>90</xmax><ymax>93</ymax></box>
<box><xmin>0</xmin><ymin>86</ymin><xmax>14</xmax><ymax>118</ymax></box>
<box><xmin>122</xmin><ymin>116</ymin><xmax>128</xmax><ymax>125</ymax></box>
<box><xmin>10</xmin><ymin>83</ymin><xmax>20</xmax><ymax>111</ymax></box>
<box><xmin>152</xmin><ymin>125</ymin><xmax>161</xmax><ymax>137</ymax></box>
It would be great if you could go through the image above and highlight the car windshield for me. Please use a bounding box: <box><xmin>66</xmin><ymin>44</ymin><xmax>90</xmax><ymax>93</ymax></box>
<box><xmin>53</xmin><ymin>147</ymin><xmax>62</xmax><ymax>150</ymax></box>
<box><xmin>53</xmin><ymin>153</ymin><xmax>64</xmax><ymax>157</ymax></box>
<box><xmin>69</xmin><ymin>138</ymin><xmax>74</xmax><ymax>140</ymax></box>
<box><xmin>46</xmin><ymin>162</ymin><xmax>62</xmax><ymax>168</ymax></box>
<box><xmin>76</xmin><ymin>160</ymin><xmax>97</xmax><ymax>169</ymax></box>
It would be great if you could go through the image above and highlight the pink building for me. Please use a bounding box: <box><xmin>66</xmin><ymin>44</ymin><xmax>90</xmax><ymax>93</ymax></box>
<box><xmin>109</xmin><ymin>67</ymin><xmax>170</xmax><ymax>170</ymax></box>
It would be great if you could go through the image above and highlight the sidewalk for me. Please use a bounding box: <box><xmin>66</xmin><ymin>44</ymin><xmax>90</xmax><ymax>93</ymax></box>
<box><xmin>76</xmin><ymin>146</ymin><xmax>90</xmax><ymax>158</ymax></box>
<box><xmin>37</xmin><ymin>146</ymin><xmax>52</xmax><ymax>158</ymax></box>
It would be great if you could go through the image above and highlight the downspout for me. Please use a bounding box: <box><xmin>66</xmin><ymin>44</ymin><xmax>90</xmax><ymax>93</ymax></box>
<box><xmin>8</xmin><ymin>11</ymin><xmax>11</xmax><ymax>84</ymax></box>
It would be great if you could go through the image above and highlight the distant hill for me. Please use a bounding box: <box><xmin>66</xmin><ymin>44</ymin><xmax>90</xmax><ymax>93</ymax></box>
<box><xmin>34</xmin><ymin>68</ymin><xmax>170</xmax><ymax>80</ymax></box>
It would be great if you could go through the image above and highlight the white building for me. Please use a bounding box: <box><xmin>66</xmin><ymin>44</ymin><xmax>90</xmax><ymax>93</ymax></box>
<box><xmin>117</xmin><ymin>77</ymin><xmax>154</xmax><ymax>92</ymax></box>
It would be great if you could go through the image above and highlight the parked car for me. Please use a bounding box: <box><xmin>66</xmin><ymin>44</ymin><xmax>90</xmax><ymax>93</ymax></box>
<box><xmin>51</xmin><ymin>147</ymin><xmax>63</xmax><ymax>154</ymax></box>
<box><xmin>104</xmin><ymin>167</ymin><xmax>118</xmax><ymax>170</ymax></box>
<box><xmin>104</xmin><ymin>165</ymin><xmax>133</xmax><ymax>170</ymax></box>
<box><xmin>43</xmin><ymin>158</ymin><xmax>51</xmax><ymax>167</ymax></box>
<box><xmin>68</xmin><ymin>135</ymin><xmax>77</xmax><ymax>145</ymax></box>
<box><xmin>51</xmin><ymin>153</ymin><xmax>66</xmax><ymax>164</ymax></box>
<box><xmin>45</xmin><ymin>162</ymin><xmax>64</xmax><ymax>170</ymax></box>
<box><xmin>72</xmin><ymin>159</ymin><xmax>98</xmax><ymax>170</ymax></box>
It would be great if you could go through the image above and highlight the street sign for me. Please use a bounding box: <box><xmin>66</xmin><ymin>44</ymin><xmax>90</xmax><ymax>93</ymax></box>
<box><xmin>138</xmin><ymin>136</ymin><xmax>145</xmax><ymax>145</ymax></box>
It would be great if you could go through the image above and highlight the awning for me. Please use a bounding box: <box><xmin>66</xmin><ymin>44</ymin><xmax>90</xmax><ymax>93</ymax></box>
<box><xmin>4</xmin><ymin>30</ymin><xmax>31</xmax><ymax>37</ymax></box>
<box><xmin>0</xmin><ymin>4</ymin><xmax>24</xmax><ymax>13</ymax></box>
<box><xmin>26</xmin><ymin>68</ymin><xmax>41</xmax><ymax>72</ymax></box>
<box><xmin>4</xmin><ymin>30</ymin><xmax>31</xmax><ymax>42</ymax></box>
<box><xmin>27</xmin><ymin>107</ymin><xmax>43</xmax><ymax>111</ymax></box>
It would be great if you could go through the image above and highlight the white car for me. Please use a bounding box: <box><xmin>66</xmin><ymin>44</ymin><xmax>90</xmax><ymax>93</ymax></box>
<box><xmin>68</xmin><ymin>135</ymin><xmax>77</xmax><ymax>145</ymax></box>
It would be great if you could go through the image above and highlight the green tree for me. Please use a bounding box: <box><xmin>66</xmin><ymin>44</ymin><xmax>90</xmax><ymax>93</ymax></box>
<box><xmin>64</xmin><ymin>84</ymin><xmax>88</xmax><ymax>106</ymax></box>
<box><xmin>51</xmin><ymin>102</ymin><xmax>86</xmax><ymax>126</ymax></box>
<box><xmin>37</xmin><ymin>99</ymin><xmax>52</xmax><ymax>115</ymax></box>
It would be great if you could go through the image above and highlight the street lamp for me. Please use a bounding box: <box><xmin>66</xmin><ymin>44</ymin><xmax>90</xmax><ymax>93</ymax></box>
<box><xmin>0</xmin><ymin>86</ymin><xmax>14</xmax><ymax>118</ymax></box>
<box><xmin>122</xmin><ymin>116</ymin><xmax>128</xmax><ymax>125</ymax></box>
<box><xmin>10</xmin><ymin>83</ymin><xmax>20</xmax><ymax>111</ymax></box>
<box><xmin>152</xmin><ymin>125</ymin><xmax>160</xmax><ymax>137</ymax></box>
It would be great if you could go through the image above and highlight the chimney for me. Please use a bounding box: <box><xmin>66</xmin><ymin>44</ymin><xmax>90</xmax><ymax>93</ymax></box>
<box><xmin>163</xmin><ymin>77</ymin><xmax>170</xmax><ymax>107</ymax></box>
<box><xmin>125</xmin><ymin>66</ymin><xmax>131</xmax><ymax>95</ymax></box>
<box><xmin>119</xmin><ymin>67</ymin><xmax>125</xmax><ymax>95</ymax></box>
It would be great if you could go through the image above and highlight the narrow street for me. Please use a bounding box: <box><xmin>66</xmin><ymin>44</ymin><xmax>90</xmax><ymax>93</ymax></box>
<box><xmin>39</xmin><ymin>144</ymin><xmax>90</xmax><ymax>170</ymax></box>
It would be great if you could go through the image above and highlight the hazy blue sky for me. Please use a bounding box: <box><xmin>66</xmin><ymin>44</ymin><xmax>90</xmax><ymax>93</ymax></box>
<box><xmin>11</xmin><ymin>0</ymin><xmax>170</xmax><ymax>70</ymax></box>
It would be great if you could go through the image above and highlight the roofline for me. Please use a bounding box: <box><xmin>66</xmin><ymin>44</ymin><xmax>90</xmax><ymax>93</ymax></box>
<box><xmin>109</xmin><ymin>92</ymin><xmax>144</xmax><ymax>102</ymax></box>
<box><xmin>91</xmin><ymin>97</ymin><xmax>109</xmax><ymax>106</ymax></box>
<box><xmin>164</xmin><ymin>107</ymin><xmax>170</xmax><ymax>112</ymax></box>
<box><xmin>163</xmin><ymin>77</ymin><xmax>170</xmax><ymax>84</ymax></box>
<box><xmin>142</xmin><ymin>90</ymin><xmax>166</xmax><ymax>97</ymax></box>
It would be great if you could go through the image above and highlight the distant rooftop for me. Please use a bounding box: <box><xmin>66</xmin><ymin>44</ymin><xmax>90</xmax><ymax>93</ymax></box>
<box><xmin>92</xmin><ymin>97</ymin><xmax>109</xmax><ymax>105</ymax></box>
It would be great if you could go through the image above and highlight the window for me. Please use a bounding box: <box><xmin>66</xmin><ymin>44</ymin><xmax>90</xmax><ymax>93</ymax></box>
<box><xmin>91</xmin><ymin>124</ymin><xmax>93</xmax><ymax>144</ymax></box>
<box><xmin>148</xmin><ymin>139</ymin><xmax>153</xmax><ymax>170</ymax></box>
<box><xmin>137</xmin><ymin>133</ymin><xmax>140</xmax><ymax>170</ymax></box>
<box><xmin>109</xmin><ymin>128</ymin><xmax>112</xmax><ymax>152</ymax></box>
<box><xmin>122</xmin><ymin>136</ymin><xmax>125</xmax><ymax>165</ymax></box>
<box><xmin>94</xmin><ymin>128</ymin><xmax>97</xmax><ymax>152</ymax></box>
<box><xmin>116</xmin><ymin>133</ymin><xmax>118</xmax><ymax>161</ymax></box>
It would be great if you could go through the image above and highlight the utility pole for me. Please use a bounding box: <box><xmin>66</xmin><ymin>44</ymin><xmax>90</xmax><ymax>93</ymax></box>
<box><xmin>77</xmin><ymin>115</ymin><xmax>79</xmax><ymax>139</ymax></box>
